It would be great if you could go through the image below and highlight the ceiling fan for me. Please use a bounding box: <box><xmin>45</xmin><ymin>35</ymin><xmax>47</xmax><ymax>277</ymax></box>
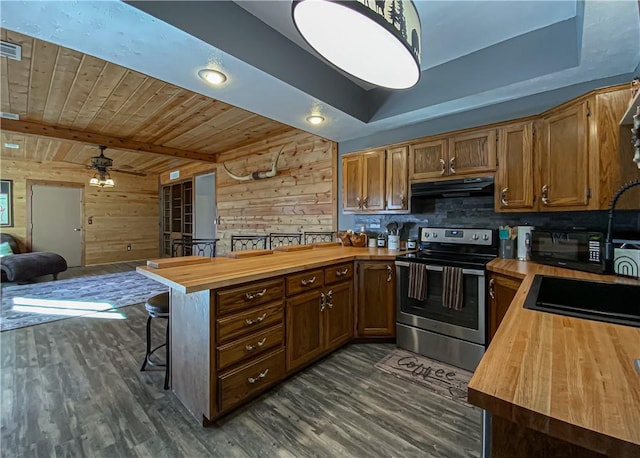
<box><xmin>87</xmin><ymin>145</ymin><xmax>147</xmax><ymax>177</ymax></box>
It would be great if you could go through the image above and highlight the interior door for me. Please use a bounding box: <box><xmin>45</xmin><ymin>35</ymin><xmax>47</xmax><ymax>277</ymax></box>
<box><xmin>194</xmin><ymin>172</ymin><xmax>217</xmax><ymax>239</ymax></box>
<box><xmin>31</xmin><ymin>184</ymin><xmax>83</xmax><ymax>267</ymax></box>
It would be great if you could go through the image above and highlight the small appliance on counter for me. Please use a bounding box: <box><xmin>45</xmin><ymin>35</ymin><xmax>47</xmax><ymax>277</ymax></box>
<box><xmin>530</xmin><ymin>229</ymin><xmax>606</xmax><ymax>274</ymax></box>
<box><xmin>613</xmin><ymin>235</ymin><xmax>640</xmax><ymax>279</ymax></box>
<box><xmin>516</xmin><ymin>225</ymin><xmax>534</xmax><ymax>260</ymax></box>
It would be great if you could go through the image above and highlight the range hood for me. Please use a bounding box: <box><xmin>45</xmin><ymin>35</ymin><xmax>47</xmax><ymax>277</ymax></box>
<box><xmin>411</xmin><ymin>176</ymin><xmax>495</xmax><ymax>198</ymax></box>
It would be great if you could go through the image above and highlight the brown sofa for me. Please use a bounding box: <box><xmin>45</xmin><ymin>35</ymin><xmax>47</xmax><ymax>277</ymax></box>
<box><xmin>0</xmin><ymin>233</ymin><xmax>67</xmax><ymax>283</ymax></box>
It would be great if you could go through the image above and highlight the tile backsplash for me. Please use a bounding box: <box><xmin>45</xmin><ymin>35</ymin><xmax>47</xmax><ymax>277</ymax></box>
<box><xmin>351</xmin><ymin>195</ymin><xmax>640</xmax><ymax>240</ymax></box>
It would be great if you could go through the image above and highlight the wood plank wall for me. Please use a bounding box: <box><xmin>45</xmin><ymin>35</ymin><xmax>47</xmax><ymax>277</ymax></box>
<box><xmin>159</xmin><ymin>131</ymin><xmax>337</xmax><ymax>255</ymax></box>
<box><xmin>1</xmin><ymin>159</ymin><xmax>159</xmax><ymax>264</ymax></box>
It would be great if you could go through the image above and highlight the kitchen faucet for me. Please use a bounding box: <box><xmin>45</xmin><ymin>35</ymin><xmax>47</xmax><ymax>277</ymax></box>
<box><xmin>605</xmin><ymin>179</ymin><xmax>640</xmax><ymax>273</ymax></box>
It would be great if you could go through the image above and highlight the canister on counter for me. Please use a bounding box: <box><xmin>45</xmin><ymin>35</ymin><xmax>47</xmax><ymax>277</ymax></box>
<box><xmin>406</xmin><ymin>238</ymin><xmax>417</xmax><ymax>249</ymax></box>
<box><xmin>377</xmin><ymin>233</ymin><xmax>386</xmax><ymax>247</ymax></box>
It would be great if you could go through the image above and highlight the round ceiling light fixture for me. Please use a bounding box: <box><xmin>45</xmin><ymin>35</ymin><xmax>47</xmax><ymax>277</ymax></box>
<box><xmin>198</xmin><ymin>68</ymin><xmax>228</xmax><ymax>85</ymax></box>
<box><xmin>306</xmin><ymin>114</ymin><xmax>325</xmax><ymax>125</ymax></box>
<box><xmin>292</xmin><ymin>0</ymin><xmax>421</xmax><ymax>89</ymax></box>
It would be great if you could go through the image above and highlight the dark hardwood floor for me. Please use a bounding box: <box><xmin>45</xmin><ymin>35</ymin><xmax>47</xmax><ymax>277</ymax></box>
<box><xmin>1</xmin><ymin>263</ymin><xmax>482</xmax><ymax>457</ymax></box>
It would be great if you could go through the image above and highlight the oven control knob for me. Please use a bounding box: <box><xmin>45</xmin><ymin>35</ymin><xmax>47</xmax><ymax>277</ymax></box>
<box><xmin>482</xmin><ymin>234</ymin><xmax>489</xmax><ymax>241</ymax></box>
<box><xmin>432</xmin><ymin>232</ymin><xmax>438</xmax><ymax>238</ymax></box>
<box><xmin>472</xmin><ymin>233</ymin><xmax>479</xmax><ymax>240</ymax></box>
<box><xmin>424</xmin><ymin>233</ymin><xmax>429</xmax><ymax>239</ymax></box>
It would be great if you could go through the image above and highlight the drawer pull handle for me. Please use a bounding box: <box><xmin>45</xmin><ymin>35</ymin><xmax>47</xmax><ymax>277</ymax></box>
<box><xmin>439</xmin><ymin>158</ymin><xmax>446</xmax><ymax>175</ymax></box>
<box><xmin>245</xmin><ymin>313</ymin><xmax>267</xmax><ymax>325</ymax></box>
<box><xmin>301</xmin><ymin>276</ymin><xmax>316</xmax><ymax>286</ymax></box>
<box><xmin>335</xmin><ymin>268</ymin><xmax>349</xmax><ymax>277</ymax></box>
<box><xmin>245</xmin><ymin>289</ymin><xmax>267</xmax><ymax>300</ymax></box>
<box><xmin>247</xmin><ymin>368</ymin><xmax>269</xmax><ymax>384</ymax></box>
<box><xmin>246</xmin><ymin>338</ymin><xmax>267</xmax><ymax>351</ymax></box>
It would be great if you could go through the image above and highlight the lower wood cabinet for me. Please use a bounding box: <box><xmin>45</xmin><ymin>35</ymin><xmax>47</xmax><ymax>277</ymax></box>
<box><xmin>286</xmin><ymin>269</ymin><xmax>353</xmax><ymax>373</ymax></box>
<box><xmin>356</xmin><ymin>261</ymin><xmax>396</xmax><ymax>337</ymax></box>
<box><xmin>488</xmin><ymin>272</ymin><xmax>522</xmax><ymax>343</ymax></box>
<box><xmin>286</xmin><ymin>289</ymin><xmax>325</xmax><ymax>371</ymax></box>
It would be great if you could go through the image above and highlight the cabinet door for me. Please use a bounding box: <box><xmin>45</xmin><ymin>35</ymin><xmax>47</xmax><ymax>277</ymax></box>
<box><xmin>325</xmin><ymin>281</ymin><xmax>354</xmax><ymax>351</ymax></box>
<box><xmin>385</xmin><ymin>146</ymin><xmax>409</xmax><ymax>211</ymax></box>
<box><xmin>356</xmin><ymin>262</ymin><xmax>396</xmax><ymax>337</ymax></box>
<box><xmin>496</xmin><ymin>122</ymin><xmax>534</xmax><ymax>211</ymax></box>
<box><xmin>362</xmin><ymin>150</ymin><xmax>386</xmax><ymax>211</ymax></box>
<box><xmin>539</xmin><ymin>102</ymin><xmax>589</xmax><ymax>208</ymax></box>
<box><xmin>342</xmin><ymin>154</ymin><xmax>363</xmax><ymax>211</ymax></box>
<box><xmin>448</xmin><ymin>129</ymin><xmax>497</xmax><ymax>176</ymax></box>
<box><xmin>410</xmin><ymin>139</ymin><xmax>448</xmax><ymax>180</ymax></box>
<box><xmin>286</xmin><ymin>290</ymin><xmax>324</xmax><ymax>372</ymax></box>
<box><xmin>488</xmin><ymin>273</ymin><xmax>522</xmax><ymax>344</ymax></box>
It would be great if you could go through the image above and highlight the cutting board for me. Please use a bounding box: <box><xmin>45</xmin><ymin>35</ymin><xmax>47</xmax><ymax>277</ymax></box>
<box><xmin>226</xmin><ymin>249</ymin><xmax>274</xmax><ymax>259</ymax></box>
<box><xmin>274</xmin><ymin>245</ymin><xmax>313</xmax><ymax>252</ymax></box>
<box><xmin>311</xmin><ymin>242</ymin><xmax>342</xmax><ymax>248</ymax></box>
<box><xmin>147</xmin><ymin>256</ymin><xmax>211</xmax><ymax>269</ymax></box>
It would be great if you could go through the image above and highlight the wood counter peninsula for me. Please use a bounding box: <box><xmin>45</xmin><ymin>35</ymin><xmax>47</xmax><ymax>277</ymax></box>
<box><xmin>470</xmin><ymin>259</ymin><xmax>640</xmax><ymax>457</ymax></box>
<box><xmin>137</xmin><ymin>246</ymin><xmax>401</xmax><ymax>424</ymax></box>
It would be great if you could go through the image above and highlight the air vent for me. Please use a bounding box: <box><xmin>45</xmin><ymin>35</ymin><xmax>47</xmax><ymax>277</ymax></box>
<box><xmin>1</xmin><ymin>41</ymin><xmax>22</xmax><ymax>61</ymax></box>
<box><xmin>4</xmin><ymin>143</ymin><xmax>20</xmax><ymax>149</ymax></box>
<box><xmin>0</xmin><ymin>112</ymin><xmax>19</xmax><ymax>120</ymax></box>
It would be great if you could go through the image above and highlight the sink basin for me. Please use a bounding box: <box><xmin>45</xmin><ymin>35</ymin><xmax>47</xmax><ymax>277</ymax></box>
<box><xmin>523</xmin><ymin>275</ymin><xmax>640</xmax><ymax>327</ymax></box>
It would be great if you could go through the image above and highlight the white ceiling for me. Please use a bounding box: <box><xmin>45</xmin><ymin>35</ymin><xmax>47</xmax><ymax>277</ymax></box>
<box><xmin>1</xmin><ymin>1</ymin><xmax>639</xmax><ymax>148</ymax></box>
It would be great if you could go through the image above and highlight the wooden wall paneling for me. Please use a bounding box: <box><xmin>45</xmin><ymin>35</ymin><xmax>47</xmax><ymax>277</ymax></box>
<box><xmin>0</xmin><ymin>158</ymin><xmax>159</xmax><ymax>265</ymax></box>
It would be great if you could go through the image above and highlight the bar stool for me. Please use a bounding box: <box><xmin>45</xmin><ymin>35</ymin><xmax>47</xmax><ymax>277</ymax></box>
<box><xmin>140</xmin><ymin>291</ymin><xmax>170</xmax><ymax>389</ymax></box>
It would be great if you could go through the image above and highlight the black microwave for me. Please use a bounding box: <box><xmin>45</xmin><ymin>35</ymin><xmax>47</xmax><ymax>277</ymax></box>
<box><xmin>530</xmin><ymin>230</ymin><xmax>606</xmax><ymax>274</ymax></box>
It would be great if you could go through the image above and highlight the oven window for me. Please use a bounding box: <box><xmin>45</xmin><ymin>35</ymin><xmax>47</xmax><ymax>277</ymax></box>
<box><xmin>398</xmin><ymin>266</ymin><xmax>480</xmax><ymax>330</ymax></box>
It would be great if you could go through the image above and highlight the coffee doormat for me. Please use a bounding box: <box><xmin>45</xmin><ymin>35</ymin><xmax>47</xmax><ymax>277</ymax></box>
<box><xmin>375</xmin><ymin>348</ymin><xmax>473</xmax><ymax>406</ymax></box>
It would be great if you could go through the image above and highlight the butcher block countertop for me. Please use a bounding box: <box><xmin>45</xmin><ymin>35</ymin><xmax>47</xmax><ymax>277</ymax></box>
<box><xmin>137</xmin><ymin>246</ymin><xmax>402</xmax><ymax>293</ymax></box>
<box><xmin>470</xmin><ymin>259</ymin><xmax>640</xmax><ymax>456</ymax></box>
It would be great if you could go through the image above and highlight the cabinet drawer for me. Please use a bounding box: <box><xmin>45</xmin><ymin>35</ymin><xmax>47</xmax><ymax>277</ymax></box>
<box><xmin>324</xmin><ymin>262</ymin><xmax>353</xmax><ymax>285</ymax></box>
<box><xmin>216</xmin><ymin>304</ymin><xmax>284</xmax><ymax>344</ymax></box>
<box><xmin>219</xmin><ymin>349</ymin><xmax>286</xmax><ymax>412</ymax></box>
<box><xmin>217</xmin><ymin>325</ymin><xmax>284</xmax><ymax>371</ymax></box>
<box><xmin>286</xmin><ymin>269</ymin><xmax>324</xmax><ymax>296</ymax></box>
<box><xmin>216</xmin><ymin>278</ymin><xmax>284</xmax><ymax>315</ymax></box>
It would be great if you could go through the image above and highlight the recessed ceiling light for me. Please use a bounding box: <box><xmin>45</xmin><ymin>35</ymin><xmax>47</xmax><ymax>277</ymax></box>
<box><xmin>306</xmin><ymin>115</ymin><xmax>325</xmax><ymax>125</ymax></box>
<box><xmin>198</xmin><ymin>68</ymin><xmax>227</xmax><ymax>85</ymax></box>
<box><xmin>4</xmin><ymin>143</ymin><xmax>19</xmax><ymax>149</ymax></box>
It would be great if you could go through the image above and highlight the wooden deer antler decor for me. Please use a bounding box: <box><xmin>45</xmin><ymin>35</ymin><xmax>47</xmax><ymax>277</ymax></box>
<box><xmin>223</xmin><ymin>146</ymin><xmax>285</xmax><ymax>181</ymax></box>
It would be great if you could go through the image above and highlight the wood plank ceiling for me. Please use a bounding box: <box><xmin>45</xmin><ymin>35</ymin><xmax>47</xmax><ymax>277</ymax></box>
<box><xmin>0</xmin><ymin>29</ymin><xmax>298</xmax><ymax>175</ymax></box>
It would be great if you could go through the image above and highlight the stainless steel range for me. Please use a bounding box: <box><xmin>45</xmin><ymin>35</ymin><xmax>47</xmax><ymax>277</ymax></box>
<box><xmin>395</xmin><ymin>227</ymin><xmax>497</xmax><ymax>372</ymax></box>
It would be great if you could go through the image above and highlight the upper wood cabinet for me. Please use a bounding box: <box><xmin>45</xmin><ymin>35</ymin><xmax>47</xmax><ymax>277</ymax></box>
<box><xmin>342</xmin><ymin>147</ymin><xmax>408</xmax><ymax>213</ymax></box>
<box><xmin>448</xmin><ymin>129</ymin><xmax>497</xmax><ymax>176</ymax></box>
<box><xmin>534</xmin><ymin>87</ymin><xmax>637</xmax><ymax>211</ymax></box>
<box><xmin>537</xmin><ymin>102</ymin><xmax>589</xmax><ymax>209</ymax></box>
<box><xmin>342</xmin><ymin>150</ymin><xmax>385</xmax><ymax>212</ymax></box>
<box><xmin>495</xmin><ymin>122</ymin><xmax>535</xmax><ymax>211</ymax></box>
<box><xmin>385</xmin><ymin>146</ymin><xmax>409</xmax><ymax>211</ymax></box>
<box><xmin>410</xmin><ymin>129</ymin><xmax>496</xmax><ymax>181</ymax></box>
<box><xmin>410</xmin><ymin>139</ymin><xmax>448</xmax><ymax>180</ymax></box>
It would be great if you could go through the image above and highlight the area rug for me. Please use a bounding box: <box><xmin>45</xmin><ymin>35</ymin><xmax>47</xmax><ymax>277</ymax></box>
<box><xmin>0</xmin><ymin>271</ymin><xmax>168</xmax><ymax>331</ymax></box>
<box><xmin>375</xmin><ymin>348</ymin><xmax>473</xmax><ymax>406</ymax></box>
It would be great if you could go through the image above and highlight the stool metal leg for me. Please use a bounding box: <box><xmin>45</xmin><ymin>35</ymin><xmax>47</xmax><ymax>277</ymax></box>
<box><xmin>140</xmin><ymin>315</ymin><xmax>152</xmax><ymax>371</ymax></box>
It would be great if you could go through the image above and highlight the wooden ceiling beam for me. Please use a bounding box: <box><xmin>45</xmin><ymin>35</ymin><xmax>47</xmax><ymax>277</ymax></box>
<box><xmin>0</xmin><ymin>119</ymin><xmax>217</xmax><ymax>163</ymax></box>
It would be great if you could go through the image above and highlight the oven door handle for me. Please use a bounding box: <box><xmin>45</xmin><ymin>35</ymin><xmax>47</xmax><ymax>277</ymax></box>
<box><xmin>395</xmin><ymin>261</ymin><xmax>485</xmax><ymax>276</ymax></box>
